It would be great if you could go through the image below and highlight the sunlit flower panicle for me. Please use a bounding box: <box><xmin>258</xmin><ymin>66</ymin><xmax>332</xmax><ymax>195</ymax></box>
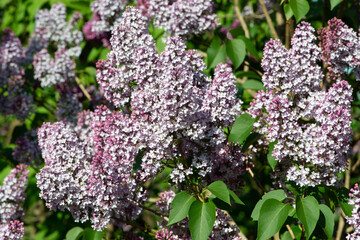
<box><xmin>248</xmin><ymin>22</ymin><xmax>352</xmax><ymax>187</ymax></box>
<box><xmin>96</xmin><ymin>7</ymin><xmax>155</xmax><ymax>107</ymax></box>
<box><xmin>88</xmin><ymin>105</ymin><xmax>147</xmax><ymax>230</ymax></box>
<box><xmin>149</xmin><ymin>0</ymin><xmax>219</xmax><ymax>38</ymax></box>
<box><xmin>31</xmin><ymin>2</ymin><xmax>83</xmax><ymax>57</ymax></box>
<box><xmin>90</xmin><ymin>0</ymin><xmax>129</xmax><ymax>33</ymax></box>
<box><xmin>202</xmin><ymin>63</ymin><xmax>243</xmax><ymax>126</ymax></box>
<box><xmin>318</xmin><ymin>18</ymin><xmax>360</xmax><ymax>81</ymax></box>
<box><xmin>36</xmin><ymin>122</ymin><xmax>92</xmax><ymax>223</ymax></box>
<box><xmin>346</xmin><ymin>184</ymin><xmax>360</xmax><ymax>239</ymax></box>
<box><xmin>33</xmin><ymin>49</ymin><xmax>76</xmax><ymax>87</ymax></box>
<box><xmin>262</xmin><ymin>22</ymin><xmax>322</xmax><ymax>96</ymax></box>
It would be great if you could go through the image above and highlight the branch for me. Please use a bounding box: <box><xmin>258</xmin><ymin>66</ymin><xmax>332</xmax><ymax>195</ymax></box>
<box><xmin>258</xmin><ymin>0</ymin><xmax>279</xmax><ymax>39</ymax></box>
<box><xmin>233</xmin><ymin>0</ymin><xmax>250</xmax><ymax>39</ymax></box>
<box><xmin>75</xmin><ymin>77</ymin><xmax>92</xmax><ymax>101</ymax></box>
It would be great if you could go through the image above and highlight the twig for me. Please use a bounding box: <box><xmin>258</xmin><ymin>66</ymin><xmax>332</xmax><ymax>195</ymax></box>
<box><xmin>75</xmin><ymin>77</ymin><xmax>92</xmax><ymax>101</ymax></box>
<box><xmin>233</xmin><ymin>0</ymin><xmax>250</xmax><ymax>39</ymax></box>
<box><xmin>5</xmin><ymin>119</ymin><xmax>21</xmax><ymax>146</ymax></box>
<box><xmin>285</xmin><ymin>19</ymin><xmax>294</xmax><ymax>50</ymax></box>
<box><xmin>338</xmin><ymin>0</ymin><xmax>347</xmax><ymax>19</ymax></box>
<box><xmin>258</xmin><ymin>0</ymin><xmax>279</xmax><ymax>39</ymax></box>
<box><xmin>286</xmin><ymin>224</ymin><xmax>296</xmax><ymax>239</ymax></box>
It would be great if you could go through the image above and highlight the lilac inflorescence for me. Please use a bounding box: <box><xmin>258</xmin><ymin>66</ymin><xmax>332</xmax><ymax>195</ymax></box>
<box><xmin>248</xmin><ymin>22</ymin><xmax>352</xmax><ymax>187</ymax></box>
<box><xmin>0</xmin><ymin>29</ymin><xmax>34</xmax><ymax>120</ymax></box>
<box><xmin>346</xmin><ymin>184</ymin><xmax>360</xmax><ymax>239</ymax></box>
<box><xmin>0</xmin><ymin>164</ymin><xmax>29</xmax><ymax>240</ymax></box>
<box><xmin>37</xmin><ymin>6</ymin><xmax>244</xmax><ymax>231</ymax></box>
<box><xmin>31</xmin><ymin>2</ymin><xmax>83</xmax><ymax>57</ymax></box>
<box><xmin>149</xmin><ymin>0</ymin><xmax>219</xmax><ymax>38</ymax></box>
<box><xmin>318</xmin><ymin>18</ymin><xmax>360</xmax><ymax>81</ymax></box>
<box><xmin>33</xmin><ymin>49</ymin><xmax>76</xmax><ymax>87</ymax></box>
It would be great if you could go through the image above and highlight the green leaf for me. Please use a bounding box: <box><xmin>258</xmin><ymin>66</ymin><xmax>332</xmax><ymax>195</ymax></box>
<box><xmin>318</xmin><ymin>204</ymin><xmax>334</xmax><ymax>240</ymax></box>
<box><xmin>267</xmin><ymin>141</ymin><xmax>277</xmax><ymax>169</ymax></box>
<box><xmin>168</xmin><ymin>191</ymin><xmax>196</xmax><ymax>225</ymax></box>
<box><xmin>283</xmin><ymin>3</ymin><xmax>294</xmax><ymax>20</ymax></box>
<box><xmin>242</xmin><ymin>80</ymin><xmax>265</xmax><ymax>90</ymax></box>
<box><xmin>330</xmin><ymin>0</ymin><xmax>343</xmax><ymax>10</ymax></box>
<box><xmin>229</xmin><ymin>189</ymin><xmax>245</xmax><ymax>205</ymax></box>
<box><xmin>189</xmin><ymin>200</ymin><xmax>216</xmax><ymax>240</ymax></box>
<box><xmin>251</xmin><ymin>190</ymin><xmax>287</xmax><ymax>221</ymax></box>
<box><xmin>289</xmin><ymin>0</ymin><xmax>310</xmax><ymax>23</ymax></box>
<box><xmin>263</xmin><ymin>190</ymin><xmax>287</xmax><ymax>201</ymax></box>
<box><xmin>87</xmin><ymin>48</ymin><xmax>101</xmax><ymax>62</ymax></box>
<box><xmin>257</xmin><ymin>199</ymin><xmax>292</xmax><ymax>240</ymax></box>
<box><xmin>225</xmin><ymin>38</ymin><xmax>246</xmax><ymax>69</ymax></box>
<box><xmin>332</xmin><ymin>187</ymin><xmax>354</xmax><ymax>217</ymax></box>
<box><xmin>207</xmin><ymin>181</ymin><xmax>231</xmax><ymax>205</ymax></box>
<box><xmin>237</xmin><ymin>36</ymin><xmax>260</xmax><ymax>60</ymax></box>
<box><xmin>228</xmin><ymin>113</ymin><xmax>256</xmax><ymax>144</ymax></box>
<box><xmin>82</xmin><ymin>228</ymin><xmax>103</xmax><ymax>240</ymax></box>
<box><xmin>66</xmin><ymin>227</ymin><xmax>84</xmax><ymax>240</ymax></box>
<box><xmin>296</xmin><ymin>196</ymin><xmax>320</xmax><ymax>239</ymax></box>
<box><xmin>207</xmin><ymin>37</ymin><xmax>226</xmax><ymax>69</ymax></box>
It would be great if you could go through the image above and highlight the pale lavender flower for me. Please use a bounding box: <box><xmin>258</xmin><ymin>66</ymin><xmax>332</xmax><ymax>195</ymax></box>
<box><xmin>0</xmin><ymin>220</ymin><xmax>25</xmax><ymax>240</ymax></box>
<box><xmin>33</xmin><ymin>49</ymin><xmax>76</xmax><ymax>87</ymax></box>
<box><xmin>318</xmin><ymin>18</ymin><xmax>360</xmax><ymax>81</ymax></box>
<box><xmin>149</xmin><ymin>0</ymin><xmax>219</xmax><ymax>38</ymax></box>
<box><xmin>248</xmin><ymin>22</ymin><xmax>352</xmax><ymax>187</ymax></box>
<box><xmin>31</xmin><ymin>2</ymin><xmax>83</xmax><ymax>57</ymax></box>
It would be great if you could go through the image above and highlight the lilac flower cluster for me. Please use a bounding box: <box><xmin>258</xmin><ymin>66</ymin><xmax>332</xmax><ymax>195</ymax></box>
<box><xmin>346</xmin><ymin>184</ymin><xmax>360</xmax><ymax>239</ymax></box>
<box><xmin>155</xmin><ymin>190</ymin><xmax>242</xmax><ymax>239</ymax></box>
<box><xmin>37</xmin><ymin>6</ymin><xmax>245</xmax><ymax>232</ymax></box>
<box><xmin>247</xmin><ymin>22</ymin><xmax>352</xmax><ymax>187</ymax></box>
<box><xmin>0</xmin><ymin>164</ymin><xmax>29</xmax><ymax>240</ymax></box>
<box><xmin>0</xmin><ymin>29</ymin><xmax>34</xmax><ymax>120</ymax></box>
<box><xmin>97</xmin><ymin>7</ymin><xmax>245</xmax><ymax>186</ymax></box>
<box><xmin>31</xmin><ymin>2</ymin><xmax>83</xmax><ymax>57</ymax></box>
<box><xmin>33</xmin><ymin>49</ymin><xmax>76</xmax><ymax>87</ymax></box>
<box><xmin>148</xmin><ymin>0</ymin><xmax>219</xmax><ymax>38</ymax></box>
<box><xmin>90</xmin><ymin>0</ymin><xmax>129</xmax><ymax>33</ymax></box>
<box><xmin>318</xmin><ymin>18</ymin><xmax>360</xmax><ymax>81</ymax></box>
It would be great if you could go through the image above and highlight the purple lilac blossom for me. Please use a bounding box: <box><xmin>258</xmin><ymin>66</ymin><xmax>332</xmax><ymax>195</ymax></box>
<box><xmin>0</xmin><ymin>29</ymin><xmax>34</xmax><ymax>120</ymax></box>
<box><xmin>247</xmin><ymin>22</ymin><xmax>352</xmax><ymax>187</ymax></box>
<box><xmin>346</xmin><ymin>184</ymin><xmax>360</xmax><ymax>239</ymax></box>
<box><xmin>318</xmin><ymin>18</ymin><xmax>360</xmax><ymax>81</ymax></box>
<box><xmin>13</xmin><ymin>130</ymin><xmax>42</xmax><ymax>168</ymax></box>
<box><xmin>0</xmin><ymin>165</ymin><xmax>29</xmax><ymax>240</ymax></box>
<box><xmin>83</xmin><ymin>12</ymin><xmax>111</xmax><ymax>48</ymax></box>
<box><xmin>148</xmin><ymin>0</ymin><xmax>219</xmax><ymax>38</ymax></box>
<box><xmin>37</xmin><ymin>7</ymin><xmax>245</xmax><ymax>231</ymax></box>
<box><xmin>30</xmin><ymin>2</ymin><xmax>83</xmax><ymax>57</ymax></box>
<box><xmin>33</xmin><ymin>48</ymin><xmax>76</xmax><ymax>87</ymax></box>
<box><xmin>90</xmin><ymin>0</ymin><xmax>129</xmax><ymax>33</ymax></box>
